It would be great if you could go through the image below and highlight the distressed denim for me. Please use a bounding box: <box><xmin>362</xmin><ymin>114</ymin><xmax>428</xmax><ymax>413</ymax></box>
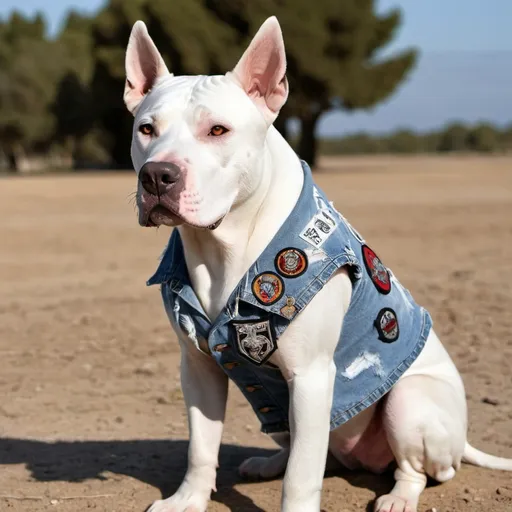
<box><xmin>148</xmin><ymin>161</ymin><xmax>432</xmax><ymax>433</ymax></box>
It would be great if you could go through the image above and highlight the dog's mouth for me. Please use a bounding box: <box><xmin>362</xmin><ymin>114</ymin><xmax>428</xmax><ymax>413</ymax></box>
<box><xmin>144</xmin><ymin>204</ymin><xmax>224</xmax><ymax>230</ymax></box>
<box><xmin>145</xmin><ymin>205</ymin><xmax>179</xmax><ymax>227</ymax></box>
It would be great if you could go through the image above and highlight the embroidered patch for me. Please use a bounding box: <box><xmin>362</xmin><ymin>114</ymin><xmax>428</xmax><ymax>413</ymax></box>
<box><xmin>280</xmin><ymin>296</ymin><xmax>297</xmax><ymax>319</ymax></box>
<box><xmin>362</xmin><ymin>245</ymin><xmax>391</xmax><ymax>295</ymax></box>
<box><xmin>374</xmin><ymin>308</ymin><xmax>399</xmax><ymax>343</ymax></box>
<box><xmin>275</xmin><ymin>248</ymin><xmax>308</xmax><ymax>278</ymax></box>
<box><xmin>252</xmin><ymin>272</ymin><xmax>284</xmax><ymax>305</ymax></box>
<box><xmin>233</xmin><ymin>320</ymin><xmax>277</xmax><ymax>365</ymax></box>
<box><xmin>299</xmin><ymin>210</ymin><xmax>337</xmax><ymax>248</ymax></box>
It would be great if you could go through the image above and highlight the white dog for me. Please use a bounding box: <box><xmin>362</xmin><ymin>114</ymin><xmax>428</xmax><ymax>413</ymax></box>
<box><xmin>124</xmin><ymin>16</ymin><xmax>512</xmax><ymax>512</ymax></box>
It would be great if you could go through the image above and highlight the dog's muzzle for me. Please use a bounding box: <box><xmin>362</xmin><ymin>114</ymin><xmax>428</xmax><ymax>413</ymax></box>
<box><xmin>139</xmin><ymin>161</ymin><xmax>181</xmax><ymax>196</ymax></box>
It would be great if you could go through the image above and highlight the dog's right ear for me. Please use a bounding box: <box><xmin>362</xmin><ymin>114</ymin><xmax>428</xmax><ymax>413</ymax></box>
<box><xmin>124</xmin><ymin>21</ymin><xmax>170</xmax><ymax>115</ymax></box>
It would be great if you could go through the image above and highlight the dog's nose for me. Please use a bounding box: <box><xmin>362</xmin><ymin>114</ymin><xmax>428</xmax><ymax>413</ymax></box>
<box><xmin>139</xmin><ymin>161</ymin><xmax>181</xmax><ymax>196</ymax></box>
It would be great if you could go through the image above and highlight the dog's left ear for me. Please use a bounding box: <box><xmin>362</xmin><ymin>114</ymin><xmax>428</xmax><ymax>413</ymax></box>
<box><xmin>124</xmin><ymin>21</ymin><xmax>171</xmax><ymax>115</ymax></box>
<box><xmin>228</xmin><ymin>16</ymin><xmax>289</xmax><ymax>124</ymax></box>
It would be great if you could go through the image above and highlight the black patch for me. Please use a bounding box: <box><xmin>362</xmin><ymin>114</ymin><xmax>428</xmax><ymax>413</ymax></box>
<box><xmin>374</xmin><ymin>308</ymin><xmax>399</xmax><ymax>343</ymax></box>
<box><xmin>232</xmin><ymin>319</ymin><xmax>277</xmax><ymax>365</ymax></box>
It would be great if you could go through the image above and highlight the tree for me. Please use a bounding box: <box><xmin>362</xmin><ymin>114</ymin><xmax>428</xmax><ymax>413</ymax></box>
<box><xmin>386</xmin><ymin>129</ymin><xmax>423</xmax><ymax>153</ymax></box>
<box><xmin>52</xmin><ymin>12</ymin><xmax>96</xmax><ymax>164</ymax></box>
<box><xmin>466</xmin><ymin>123</ymin><xmax>499</xmax><ymax>153</ymax></box>
<box><xmin>205</xmin><ymin>0</ymin><xmax>417</xmax><ymax>166</ymax></box>
<box><xmin>0</xmin><ymin>11</ymin><xmax>65</xmax><ymax>170</ymax></box>
<box><xmin>437</xmin><ymin>122</ymin><xmax>469</xmax><ymax>152</ymax></box>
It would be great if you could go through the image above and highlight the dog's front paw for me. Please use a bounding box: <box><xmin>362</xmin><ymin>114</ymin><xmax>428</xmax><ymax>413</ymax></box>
<box><xmin>374</xmin><ymin>494</ymin><xmax>415</xmax><ymax>512</ymax></box>
<box><xmin>147</xmin><ymin>482</ymin><xmax>210</xmax><ymax>512</ymax></box>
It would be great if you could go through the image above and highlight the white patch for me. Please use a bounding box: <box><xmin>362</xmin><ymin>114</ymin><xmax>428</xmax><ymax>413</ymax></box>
<box><xmin>304</xmin><ymin>247</ymin><xmax>329</xmax><ymax>264</ymax></box>
<box><xmin>299</xmin><ymin>210</ymin><xmax>337</xmax><ymax>248</ymax></box>
<box><xmin>179</xmin><ymin>314</ymin><xmax>198</xmax><ymax>344</ymax></box>
<box><xmin>341</xmin><ymin>351</ymin><xmax>384</xmax><ymax>380</ymax></box>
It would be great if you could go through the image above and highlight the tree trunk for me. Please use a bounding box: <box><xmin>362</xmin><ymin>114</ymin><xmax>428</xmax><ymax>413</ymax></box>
<box><xmin>297</xmin><ymin>112</ymin><xmax>322</xmax><ymax>167</ymax></box>
<box><xmin>273</xmin><ymin>114</ymin><xmax>289</xmax><ymax>141</ymax></box>
<box><xmin>6</xmin><ymin>150</ymin><xmax>18</xmax><ymax>172</ymax></box>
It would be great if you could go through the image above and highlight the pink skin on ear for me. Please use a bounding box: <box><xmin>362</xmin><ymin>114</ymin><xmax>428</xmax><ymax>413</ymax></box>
<box><xmin>231</xmin><ymin>17</ymin><xmax>289</xmax><ymax>123</ymax></box>
<box><xmin>124</xmin><ymin>21</ymin><xmax>170</xmax><ymax>114</ymax></box>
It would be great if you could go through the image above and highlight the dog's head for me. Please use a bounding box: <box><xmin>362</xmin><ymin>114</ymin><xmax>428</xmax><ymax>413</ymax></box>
<box><xmin>124</xmin><ymin>17</ymin><xmax>288</xmax><ymax>228</ymax></box>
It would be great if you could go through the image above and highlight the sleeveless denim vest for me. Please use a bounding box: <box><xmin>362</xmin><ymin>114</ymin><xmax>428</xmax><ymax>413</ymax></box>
<box><xmin>147</xmin><ymin>161</ymin><xmax>432</xmax><ymax>434</ymax></box>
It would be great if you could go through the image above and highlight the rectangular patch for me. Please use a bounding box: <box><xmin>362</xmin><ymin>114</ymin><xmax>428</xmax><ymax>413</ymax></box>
<box><xmin>299</xmin><ymin>209</ymin><xmax>338</xmax><ymax>248</ymax></box>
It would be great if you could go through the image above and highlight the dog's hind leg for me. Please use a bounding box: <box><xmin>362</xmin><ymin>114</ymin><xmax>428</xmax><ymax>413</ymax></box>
<box><xmin>375</xmin><ymin>371</ymin><xmax>467</xmax><ymax>512</ymax></box>
<box><xmin>239</xmin><ymin>432</ymin><xmax>290</xmax><ymax>480</ymax></box>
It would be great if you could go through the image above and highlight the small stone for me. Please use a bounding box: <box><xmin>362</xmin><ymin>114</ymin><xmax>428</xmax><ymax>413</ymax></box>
<box><xmin>135</xmin><ymin>362</ymin><xmax>157</xmax><ymax>376</ymax></box>
<box><xmin>482</xmin><ymin>397</ymin><xmax>500</xmax><ymax>406</ymax></box>
<box><xmin>50</xmin><ymin>499</ymin><xmax>59</xmax><ymax>505</ymax></box>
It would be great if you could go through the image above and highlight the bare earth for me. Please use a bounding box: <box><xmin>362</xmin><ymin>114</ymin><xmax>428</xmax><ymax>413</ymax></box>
<box><xmin>1</xmin><ymin>155</ymin><xmax>511</xmax><ymax>512</ymax></box>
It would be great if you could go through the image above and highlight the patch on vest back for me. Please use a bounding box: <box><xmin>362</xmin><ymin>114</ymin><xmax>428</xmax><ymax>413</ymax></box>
<box><xmin>252</xmin><ymin>272</ymin><xmax>284</xmax><ymax>305</ymax></box>
<box><xmin>275</xmin><ymin>248</ymin><xmax>308</xmax><ymax>278</ymax></box>
<box><xmin>362</xmin><ymin>245</ymin><xmax>391</xmax><ymax>295</ymax></box>
<box><xmin>374</xmin><ymin>308</ymin><xmax>399</xmax><ymax>343</ymax></box>
<box><xmin>233</xmin><ymin>320</ymin><xmax>276</xmax><ymax>365</ymax></box>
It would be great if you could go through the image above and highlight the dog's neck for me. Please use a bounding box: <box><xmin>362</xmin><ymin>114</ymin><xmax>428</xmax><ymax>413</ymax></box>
<box><xmin>178</xmin><ymin>126</ymin><xmax>304</xmax><ymax>320</ymax></box>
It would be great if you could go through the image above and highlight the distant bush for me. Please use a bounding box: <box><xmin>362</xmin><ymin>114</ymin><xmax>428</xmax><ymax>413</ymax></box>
<box><xmin>319</xmin><ymin>121</ymin><xmax>512</xmax><ymax>156</ymax></box>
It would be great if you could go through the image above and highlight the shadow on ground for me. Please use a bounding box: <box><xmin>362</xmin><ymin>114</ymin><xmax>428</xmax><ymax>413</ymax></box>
<box><xmin>0</xmin><ymin>437</ymin><xmax>396</xmax><ymax>511</ymax></box>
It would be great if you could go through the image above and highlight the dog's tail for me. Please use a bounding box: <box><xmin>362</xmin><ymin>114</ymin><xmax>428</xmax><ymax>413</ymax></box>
<box><xmin>463</xmin><ymin>443</ymin><xmax>512</xmax><ymax>471</ymax></box>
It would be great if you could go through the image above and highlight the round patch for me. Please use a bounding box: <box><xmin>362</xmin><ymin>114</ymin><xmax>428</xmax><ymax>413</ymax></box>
<box><xmin>362</xmin><ymin>245</ymin><xmax>391</xmax><ymax>295</ymax></box>
<box><xmin>252</xmin><ymin>272</ymin><xmax>285</xmax><ymax>305</ymax></box>
<box><xmin>275</xmin><ymin>248</ymin><xmax>308</xmax><ymax>278</ymax></box>
<box><xmin>374</xmin><ymin>308</ymin><xmax>399</xmax><ymax>343</ymax></box>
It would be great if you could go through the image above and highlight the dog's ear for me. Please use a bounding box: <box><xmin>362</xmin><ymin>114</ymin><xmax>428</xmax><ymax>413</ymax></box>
<box><xmin>229</xmin><ymin>16</ymin><xmax>289</xmax><ymax>124</ymax></box>
<box><xmin>124</xmin><ymin>21</ymin><xmax>170</xmax><ymax>115</ymax></box>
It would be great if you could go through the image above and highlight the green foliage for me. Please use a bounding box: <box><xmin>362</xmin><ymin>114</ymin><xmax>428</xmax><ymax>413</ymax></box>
<box><xmin>205</xmin><ymin>0</ymin><xmax>418</xmax><ymax>165</ymax></box>
<box><xmin>0</xmin><ymin>1</ymin><xmax>505</xmax><ymax>171</ymax></box>
<box><xmin>319</xmin><ymin>122</ymin><xmax>511</xmax><ymax>155</ymax></box>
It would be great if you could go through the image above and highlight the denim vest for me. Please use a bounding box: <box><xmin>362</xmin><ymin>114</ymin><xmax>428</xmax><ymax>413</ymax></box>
<box><xmin>148</xmin><ymin>161</ymin><xmax>432</xmax><ymax>434</ymax></box>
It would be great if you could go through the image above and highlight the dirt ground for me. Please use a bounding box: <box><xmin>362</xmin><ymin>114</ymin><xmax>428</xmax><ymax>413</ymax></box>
<box><xmin>1</xmin><ymin>155</ymin><xmax>511</xmax><ymax>512</ymax></box>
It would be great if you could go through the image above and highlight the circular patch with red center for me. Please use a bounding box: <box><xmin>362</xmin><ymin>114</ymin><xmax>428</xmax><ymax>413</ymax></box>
<box><xmin>275</xmin><ymin>248</ymin><xmax>308</xmax><ymax>278</ymax></box>
<box><xmin>362</xmin><ymin>245</ymin><xmax>391</xmax><ymax>295</ymax></box>
<box><xmin>252</xmin><ymin>272</ymin><xmax>285</xmax><ymax>305</ymax></box>
<box><xmin>374</xmin><ymin>308</ymin><xmax>399</xmax><ymax>343</ymax></box>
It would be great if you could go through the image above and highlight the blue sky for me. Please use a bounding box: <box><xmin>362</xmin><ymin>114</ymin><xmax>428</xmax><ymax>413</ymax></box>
<box><xmin>1</xmin><ymin>1</ymin><xmax>511</xmax><ymax>136</ymax></box>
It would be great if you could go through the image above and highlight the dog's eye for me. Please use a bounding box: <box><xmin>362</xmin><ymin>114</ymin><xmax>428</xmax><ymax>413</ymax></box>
<box><xmin>139</xmin><ymin>124</ymin><xmax>154</xmax><ymax>136</ymax></box>
<box><xmin>209</xmin><ymin>125</ymin><xmax>229</xmax><ymax>137</ymax></box>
